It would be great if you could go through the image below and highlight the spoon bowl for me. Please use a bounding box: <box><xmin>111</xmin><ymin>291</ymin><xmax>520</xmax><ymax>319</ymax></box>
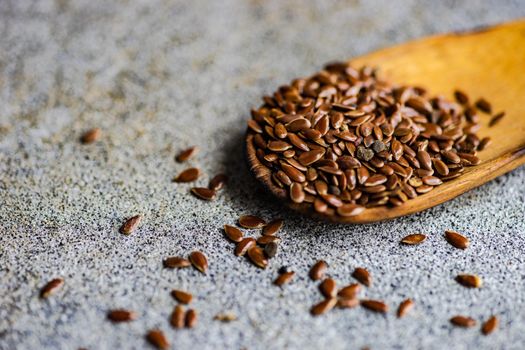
<box><xmin>246</xmin><ymin>19</ymin><xmax>525</xmax><ymax>223</ymax></box>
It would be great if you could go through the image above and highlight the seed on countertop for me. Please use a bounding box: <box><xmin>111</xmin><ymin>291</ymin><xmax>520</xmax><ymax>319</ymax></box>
<box><xmin>401</xmin><ymin>234</ymin><xmax>427</xmax><ymax>245</ymax></box>
<box><xmin>489</xmin><ymin>112</ymin><xmax>505</xmax><ymax>127</ymax></box>
<box><xmin>185</xmin><ymin>309</ymin><xmax>197</xmax><ymax>328</ymax></box>
<box><xmin>361</xmin><ymin>300</ymin><xmax>388</xmax><ymax>313</ymax></box>
<box><xmin>475</xmin><ymin>98</ymin><xmax>492</xmax><ymax>113</ymax></box>
<box><xmin>208</xmin><ymin>173</ymin><xmax>228</xmax><ymax>191</ymax></box>
<box><xmin>163</xmin><ymin>256</ymin><xmax>191</xmax><ymax>269</ymax></box>
<box><xmin>264</xmin><ymin>241</ymin><xmax>279</xmax><ymax>259</ymax></box>
<box><xmin>170</xmin><ymin>305</ymin><xmax>185</xmax><ymax>329</ymax></box>
<box><xmin>176</xmin><ymin>146</ymin><xmax>198</xmax><ymax>162</ymax></box>
<box><xmin>257</xmin><ymin>236</ymin><xmax>281</xmax><ymax>245</ymax></box>
<box><xmin>247</xmin><ymin>246</ymin><xmax>268</xmax><ymax>269</ymax></box>
<box><xmin>455</xmin><ymin>274</ymin><xmax>482</xmax><ymax>288</ymax></box>
<box><xmin>274</xmin><ymin>271</ymin><xmax>295</xmax><ymax>287</ymax></box>
<box><xmin>238</xmin><ymin>215</ymin><xmax>266</xmax><ymax>229</ymax></box>
<box><xmin>310</xmin><ymin>298</ymin><xmax>337</xmax><ymax>316</ymax></box>
<box><xmin>214</xmin><ymin>312</ymin><xmax>237</xmax><ymax>322</ymax></box>
<box><xmin>119</xmin><ymin>215</ymin><xmax>142</xmax><ymax>235</ymax></box>
<box><xmin>352</xmin><ymin>267</ymin><xmax>371</xmax><ymax>287</ymax></box>
<box><xmin>481</xmin><ymin>315</ymin><xmax>498</xmax><ymax>335</ymax></box>
<box><xmin>174</xmin><ymin>167</ymin><xmax>200</xmax><ymax>182</ymax></box>
<box><xmin>337</xmin><ymin>297</ymin><xmax>359</xmax><ymax>309</ymax></box>
<box><xmin>450</xmin><ymin>315</ymin><xmax>476</xmax><ymax>328</ymax></box>
<box><xmin>80</xmin><ymin>128</ymin><xmax>101</xmax><ymax>144</ymax></box>
<box><xmin>171</xmin><ymin>290</ymin><xmax>193</xmax><ymax>304</ymax></box>
<box><xmin>454</xmin><ymin>90</ymin><xmax>469</xmax><ymax>104</ymax></box>
<box><xmin>478</xmin><ymin>137</ymin><xmax>492</xmax><ymax>151</ymax></box>
<box><xmin>40</xmin><ymin>278</ymin><xmax>64</xmax><ymax>298</ymax></box>
<box><xmin>309</xmin><ymin>260</ymin><xmax>328</xmax><ymax>281</ymax></box>
<box><xmin>146</xmin><ymin>329</ymin><xmax>170</xmax><ymax>350</ymax></box>
<box><xmin>319</xmin><ymin>278</ymin><xmax>337</xmax><ymax>298</ymax></box>
<box><xmin>263</xmin><ymin>219</ymin><xmax>284</xmax><ymax>236</ymax></box>
<box><xmin>189</xmin><ymin>251</ymin><xmax>208</xmax><ymax>274</ymax></box>
<box><xmin>397</xmin><ymin>299</ymin><xmax>414</xmax><ymax>318</ymax></box>
<box><xmin>444</xmin><ymin>230</ymin><xmax>469</xmax><ymax>249</ymax></box>
<box><xmin>224</xmin><ymin>225</ymin><xmax>243</xmax><ymax>243</ymax></box>
<box><xmin>107</xmin><ymin>309</ymin><xmax>137</xmax><ymax>322</ymax></box>
<box><xmin>338</xmin><ymin>284</ymin><xmax>361</xmax><ymax>299</ymax></box>
<box><xmin>190</xmin><ymin>187</ymin><xmax>216</xmax><ymax>200</ymax></box>
<box><xmin>235</xmin><ymin>238</ymin><xmax>256</xmax><ymax>256</ymax></box>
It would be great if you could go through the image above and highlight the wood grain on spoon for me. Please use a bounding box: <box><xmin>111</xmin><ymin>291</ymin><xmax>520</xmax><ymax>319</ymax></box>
<box><xmin>246</xmin><ymin>19</ymin><xmax>525</xmax><ymax>223</ymax></box>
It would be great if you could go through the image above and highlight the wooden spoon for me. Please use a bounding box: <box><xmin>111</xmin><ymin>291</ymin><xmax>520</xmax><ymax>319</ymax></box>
<box><xmin>246</xmin><ymin>19</ymin><xmax>525</xmax><ymax>223</ymax></box>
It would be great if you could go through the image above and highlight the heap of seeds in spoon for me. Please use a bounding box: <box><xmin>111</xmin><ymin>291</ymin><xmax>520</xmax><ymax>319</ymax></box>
<box><xmin>247</xmin><ymin>62</ymin><xmax>495</xmax><ymax>218</ymax></box>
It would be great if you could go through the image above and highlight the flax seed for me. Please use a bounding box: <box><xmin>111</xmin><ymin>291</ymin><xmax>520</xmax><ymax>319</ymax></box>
<box><xmin>352</xmin><ymin>267</ymin><xmax>371</xmax><ymax>287</ymax></box>
<box><xmin>489</xmin><ymin>112</ymin><xmax>505</xmax><ymax>127</ymax></box>
<box><xmin>238</xmin><ymin>215</ymin><xmax>266</xmax><ymax>229</ymax></box>
<box><xmin>107</xmin><ymin>309</ymin><xmax>137</xmax><ymax>322</ymax></box>
<box><xmin>170</xmin><ymin>305</ymin><xmax>185</xmax><ymax>328</ymax></box>
<box><xmin>163</xmin><ymin>257</ymin><xmax>191</xmax><ymax>269</ymax></box>
<box><xmin>481</xmin><ymin>315</ymin><xmax>498</xmax><ymax>335</ymax></box>
<box><xmin>361</xmin><ymin>300</ymin><xmax>388</xmax><ymax>313</ymax></box>
<box><xmin>224</xmin><ymin>225</ymin><xmax>243</xmax><ymax>243</ymax></box>
<box><xmin>171</xmin><ymin>290</ymin><xmax>193</xmax><ymax>304</ymax></box>
<box><xmin>309</xmin><ymin>260</ymin><xmax>328</xmax><ymax>281</ymax></box>
<box><xmin>189</xmin><ymin>251</ymin><xmax>208</xmax><ymax>274</ymax></box>
<box><xmin>185</xmin><ymin>309</ymin><xmax>197</xmax><ymax>328</ymax></box>
<box><xmin>146</xmin><ymin>329</ymin><xmax>169</xmax><ymax>350</ymax></box>
<box><xmin>397</xmin><ymin>299</ymin><xmax>414</xmax><ymax>318</ymax></box>
<box><xmin>176</xmin><ymin>147</ymin><xmax>198</xmax><ymax>162</ymax></box>
<box><xmin>444</xmin><ymin>230</ymin><xmax>469</xmax><ymax>249</ymax></box>
<box><xmin>235</xmin><ymin>238</ymin><xmax>256</xmax><ymax>256</ymax></box>
<box><xmin>80</xmin><ymin>128</ymin><xmax>101</xmax><ymax>144</ymax></box>
<box><xmin>208</xmin><ymin>174</ymin><xmax>228</xmax><ymax>191</ymax></box>
<box><xmin>40</xmin><ymin>278</ymin><xmax>64</xmax><ymax>298</ymax></box>
<box><xmin>263</xmin><ymin>241</ymin><xmax>279</xmax><ymax>258</ymax></box>
<box><xmin>401</xmin><ymin>234</ymin><xmax>427</xmax><ymax>245</ymax></box>
<box><xmin>456</xmin><ymin>274</ymin><xmax>482</xmax><ymax>288</ymax></box>
<box><xmin>274</xmin><ymin>271</ymin><xmax>295</xmax><ymax>287</ymax></box>
<box><xmin>247</xmin><ymin>246</ymin><xmax>268</xmax><ymax>269</ymax></box>
<box><xmin>338</xmin><ymin>284</ymin><xmax>361</xmax><ymax>299</ymax></box>
<box><xmin>337</xmin><ymin>297</ymin><xmax>359</xmax><ymax>308</ymax></box>
<box><xmin>450</xmin><ymin>315</ymin><xmax>476</xmax><ymax>328</ymax></box>
<box><xmin>319</xmin><ymin>278</ymin><xmax>337</xmax><ymax>298</ymax></box>
<box><xmin>263</xmin><ymin>219</ymin><xmax>284</xmax><ymax>236</ymax></box>
<box><xmin>311</xmin><ymin>298</ymin><xmax>337</xmax><ymax>316</ymax></box>
<box><xmin>214</xmin><ymin>312</ymin><xmax>237</xmax><ymax>322</ymax></box>
<box><xmin>120</xmin><ymin>215</ymin><xmax>142</xmax><ymax>235</ymax></box>
<box><xmin>190</xmin><ymin>187</ymin><xmax>216</xmax><ymax>200</ymax></box>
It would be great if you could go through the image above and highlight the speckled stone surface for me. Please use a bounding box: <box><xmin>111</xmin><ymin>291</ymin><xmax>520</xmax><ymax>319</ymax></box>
<box><xmin>1</xmin><ymin>1</ymin><xmax>525</xmax><ymax>349</ymax></box>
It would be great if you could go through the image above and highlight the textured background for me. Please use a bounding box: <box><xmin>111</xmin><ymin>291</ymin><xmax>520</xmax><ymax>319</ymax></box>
<box><xmin>1</xmin><ymin>1</ymin><xmax>525</xmax><ymax>349</ymax></box>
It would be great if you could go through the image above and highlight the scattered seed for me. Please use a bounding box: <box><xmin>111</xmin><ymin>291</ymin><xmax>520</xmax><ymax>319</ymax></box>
<box><xmin>80</xmin><ymin>128</ymin><xmax>101</xmax><ymax>144</ymax></box>
<box><xmin>478</xmin><ymin>137</ymin><xmax>492</xmax><ymax>151</ymax></box>
<box><xmin>247</xmin><ymin>246</ymin><xmax>268</xmax><ymax>269</ymax></box>
<box><xmin>352</xmin><ymin>267</ymin><xmax>371</xmax><ymax>287</ymax></box>
<box><xmin>235</xmin><ymin>238</ymin><xmax>256</xmax><ymax>256</ymax></box>
<box><xmin>40</xmin><ymin>278</ymin><xmax>64</xmax><ymax>298</ymax></box>
<box><xmin>163</xmin><ymin>257</ymin><xmax>191</xmax><ymax>269</ymax></box>
<box><xmin>274</xmin><ymin>271</ymin><xmax>295</xmax><ymax>287</ymax></box>
<box><xmin>401</xmin><ymin>233</ymin><xmax>427</xmax><ymax>245</ymax></box>
<box><xmin>224</xmin><ymin>225</ymin><xmax>243</xmax><ymax>243</ymax></box>
<box><xmin>190</xmin><ymin>187</ymin><xmax>216</xmax><ymax>200</ymax></box>
<box><xmin>263</xmin><ymin>219</ymin><xmax>284</xmax><ymax>236</ymax></box>
<box><xmin>176</xmin><ymin>147</ymin><xmax>198</xmax><ymax>162</ymax></box>
<box><xmin>489</xmin><ymin>112</ymin><xmax>505</xmax><ymax>127</ymax></box>
<box><xmin>264</xmin><ymin>241</ymin><xmax>279</xmax><ymax>259</ymax></box>
<box><xmin>174</xmin><ymin>168</ymin><xmax>200</xmax><ymax>182</ymax></box>
<box><xmin>107</xmin><ymin>309</ymin><xmax>137</xmax><ymax>322</ymax></box>
<box><xmin>185</xmin><ymin>309</ymin><xmax>197</xmax><ymax>328</ymax></box>
<box><xmin>311</xmin><ymin>298</ymin><xmax>337</xmax><ymax>316</ymax></box>
<box><xmin>456</xmin><ymin>274</ymin><xmax>482</xmax><ymax>288</ymax></box>
<box><xmin>146</xmin><ymin>329</ymin><xmax>169</xmax><ymax>350</ymax></box>
<box><xmin>208</xmin><ymin>174</ymin><xmax>228</xmax><ymax>191</ymax></box>
<box><xmin>170</xmin><ymin>305</ymin><xmax>185</xmax><ymax>329</ymax></box>
<box><xmin>481</xmin><ymin>315</ymin><xmax>498</xmax><ymax>335</ymax></box>
<box><xmin>238</xmin><ymin>215</ymin><xmax>266</xmax><ymax>229</ymax></box>
<box><xmin>257</xmin><ymin>236</ymin><xmax>281</xmax><ymax>245</ymax></box>
<box><xmin>171</xmin><ymin>290</ymin><xmax>193</xmax><ymax>304</ymax></box>
<box><xmin>337</xmin><ymin>284</ymin><xmax>361</xmax><ymax>299</ymax></box>
<box><xmin>361</xmin><ymin>300</ymin><xmax>388</xmax><ymax>313</ymax></box>
<box><xmin>454</xmin><ymin>90</ymin><xmax>469</xmax><ymax>105</ymax></box>
<box><xmin>214</xmin><ymin>312</ymin><xmax>237</xmax><ymax>322</ymax></box>
<box><xmin>119</xmin><ymin>215</ymin><xmax>142</xmax><ymax>235</ymax></box>
<box><xmin>444</xmin><ymin>230</ymin><xmax>469</xmax><ymax>249</ymax></box>
<box><xmin>450</xmin><ymin>315</ymin><xmax>476</xmax><ymax>328</ymax></box>
<box><xmin>397</xmin><ymin>299</ymin><xmax>414</xmax><ymax>318</ymax></box>
<box><xmin>189</xmin><ymin>251</ymin><xmax>208</xmax><ymax>274</ymax></box>
<box><xmin>309</xmin><ymin>260</ymin><xmax>328</xmax><ymax>281</ymax></box>
<box><xmin>319</xmin><ymin>278</ymin><xmax>337</xmax><ymax>298</ymax></box>
<box><xmin>475</xmin><ymin>98</ymin><xmax>492</xmax><ymax>113</ymax></box>
<box><xmin>278</xmin><ymin>265</ymin><xmax>291</xmax><ymax>274</ymax></box>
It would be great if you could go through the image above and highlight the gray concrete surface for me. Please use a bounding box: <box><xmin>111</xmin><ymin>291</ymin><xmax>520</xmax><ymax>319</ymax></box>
<box><xmin>1</xmin><ymin>1</ymin><xmax>525</xmax><ymax>349</ymax></box>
